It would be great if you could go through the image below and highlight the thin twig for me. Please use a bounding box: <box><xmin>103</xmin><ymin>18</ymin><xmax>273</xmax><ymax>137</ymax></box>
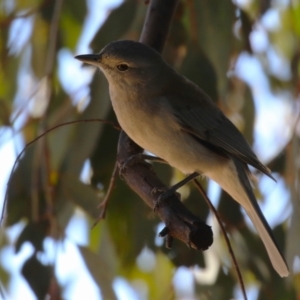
<box><xmin>1</xmin><ymin>119</ymin><xmax>120</xmax><ymax>223</ymax></box>
<box><xmin>45</xmin><ymin>0</ymin><xmax>64</xmax><ymax>77</ymax></box>
<box><xmin>42</xmin><ymin>132</ymin><xmax>54</xmax><ymax>221</ymax></box>
<box><xmin>193</xmin><ymin>179</ymin><xmax>248</xmax><ymax>300</ymax></box>
<box><xmin>31</xmin><ymin>137</ymin><xmax>43</xmax><ymax>222</ymax></box>
<box><xmin>92</xmin><ymin>161</ymin><xmax>119</xmax><ymax>228</ymax></box>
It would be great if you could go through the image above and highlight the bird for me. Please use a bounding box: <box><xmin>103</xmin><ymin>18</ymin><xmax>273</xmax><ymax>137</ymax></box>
<box><xmin>75</xmin><ymin>40</ymin><xmax>289</xmax><ymax>277</ymax></box>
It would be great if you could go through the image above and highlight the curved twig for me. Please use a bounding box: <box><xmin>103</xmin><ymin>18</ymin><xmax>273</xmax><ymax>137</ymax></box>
<box><xmin>92</xmin><ymin>160</ymin><xmax>119</xmax><ymax>227</ymax></box>
<box><xmin>1</xmin><ymin>119</ymin><xmax>120</xmax><ymax>223</ymax></box>
<box><xmin>45</xmin><ymin>0</ymin><xmax>63</xmax><ymax>77</ymax></box>
<box><xmin>193</xmin><ymin>179</ymin><xmax>248</xmax><ymax>300</ymax></box>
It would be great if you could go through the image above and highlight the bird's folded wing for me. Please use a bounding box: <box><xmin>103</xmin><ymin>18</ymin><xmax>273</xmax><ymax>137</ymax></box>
<box><xmin>170</xmin><ymin>95</ymin><xmax>273</xmax><ymax>179</ymax></box>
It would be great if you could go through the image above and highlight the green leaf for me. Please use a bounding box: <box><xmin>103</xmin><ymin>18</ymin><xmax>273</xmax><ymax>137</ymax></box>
<box><xmin>21</xmin><ymin>254</ymin><xmax>52</xmax><ymax>300</ymax></box>
<box><xmin>59</xmin><ymin>173</ymin><xmax>100</xmax><ymax>219</ymax></box>
<box><xmin>14</xmin><ymin>0</ymin><xmax>43</xmax><ymax>11</ymax></box>
<box><xmin>90</xmin><ymin>110</ymin><xmax>118</xmax><ymax>188</ymax></box>
<box><xmin>0</xmin><ymin>264</ymin><xmax>10</xmax><ymax>297</ymax></box>
<box><xmin>15</xmin><ymin>220</ymin><xmax>49</xmax><ymax>253</ymax></box>
<box><xmin>180</xmin><ymin>45</ymin><xmax>218</xmax><ymax>102</ymax></box>
<box><xmin>90</xmin><ymin>0</ymin><xmax>138</xmax><ymax>51</ymax></box>
<box><xmin>0</xmin><ymin>53</ymin><xmax>19</xmax><ymax>111</ymax></box>
<box><xmin>193</xmin><ymin>0</ymin><xmax>236</xmax><ymax>94</ymax></box>
<box><xmin>6</xmin><ymin>146</ymin><xmax>37</xmax><ymax>225</ymax></box>
<box><xmin>30</xmin><ymin>15</ymin><xmax>49</xmax><ymax>78</ymax></box>
<box><xmin>106</xmin><ymin>179</ymin><xmax>157</xmax><ymax>268</ymax></box>
<box><xmin>64</xmin><ymin>0</ymin><xmax>87</xmax><ymax>22</ymax></box>
<box><xmin>79</xmin><ymin>245</ymin><xmax>117</xmax><ymax>300</ymax></box>
<box><xmin>59</xmin><ymin>12</ymin><xmax>83</xmax><ymax>50</ymax></box>
<box><xmin>240</xmin><ymin>84</ymin><xmax>255</xmax><ymax>145</ymax></box>
<box><xmin>286</xmin><ymin>194</ymin><xmax>300</xmax><ymax>280</ymax></box>
<box><xmin>0</xmin><ymin>229</ymin><xmax>11</xmax><ymax>291</ymax></box>
<box><xmin>62</xmin><ymin>73</ymin><xmax>111</xmax><ymax>177</ymax></box>
<box><xmin>125</xmin><ymin>251</ymin><xmax>175</xmax><ymax>299</ymax></box>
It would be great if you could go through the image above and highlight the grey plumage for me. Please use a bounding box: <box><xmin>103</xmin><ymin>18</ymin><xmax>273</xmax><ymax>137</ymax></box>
<box><xmin>75</xmin><ymin>40</ymin><xmax>289</xmax><ymax>277</ymax></box>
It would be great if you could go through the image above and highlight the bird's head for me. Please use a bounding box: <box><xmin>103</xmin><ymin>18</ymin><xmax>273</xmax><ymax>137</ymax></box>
<box><xmin>75</xmin><ymin>40</ymin><xmax>166</xmax><ymax>87</ymax></box>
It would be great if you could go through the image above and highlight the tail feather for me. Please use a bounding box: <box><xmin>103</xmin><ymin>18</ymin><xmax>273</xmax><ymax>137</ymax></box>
<box><xmin>232</xmin><ymin>158</ymin><xmax>289</xmax><ymax>277</ymax></box>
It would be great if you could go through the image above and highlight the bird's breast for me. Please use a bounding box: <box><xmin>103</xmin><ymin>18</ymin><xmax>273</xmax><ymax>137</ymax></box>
<box><xmin>111</xmin><ymin>92</ymin><xmax>178</xmax><ymax>151</ymax></box>
<box><xmin>110</xmin><ymin>90</ymin><xmax>227</xmax><ymax>175</ymax></box>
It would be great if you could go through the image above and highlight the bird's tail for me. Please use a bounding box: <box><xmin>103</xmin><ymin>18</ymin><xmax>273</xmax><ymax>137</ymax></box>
<box><xmin>212</xmin><ymin>158</ymin><xmax>289</xmax><ymax>277</ymax></box>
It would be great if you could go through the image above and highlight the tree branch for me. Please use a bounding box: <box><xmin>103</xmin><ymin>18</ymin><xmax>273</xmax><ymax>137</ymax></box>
<box><xmin>116</xmin><ymin>0</ymin><xmax>213</xmax><ymax>251</ymax></box>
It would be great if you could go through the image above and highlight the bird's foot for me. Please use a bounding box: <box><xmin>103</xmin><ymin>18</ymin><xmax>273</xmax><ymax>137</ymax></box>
<box><xmin>119</xmin><ymin>153</ymin><xmax>153</xmax><ymax>178</ymax></box>
<box><xmin>151</xmin><ymin>186</ymin><xmax>180</xmax><ymax>211</ymax></box>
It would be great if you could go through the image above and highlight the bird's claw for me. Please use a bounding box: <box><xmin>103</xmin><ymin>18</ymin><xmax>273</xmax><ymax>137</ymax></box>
<box><xmin>119</xmin><ymin>153</ymin><xmax>153</xmax><ymax>178</ymax></box>
<box><xmin>151</xmin><ymin>187</ymin><xmax>180</xmax><ymax>211</ymax></box>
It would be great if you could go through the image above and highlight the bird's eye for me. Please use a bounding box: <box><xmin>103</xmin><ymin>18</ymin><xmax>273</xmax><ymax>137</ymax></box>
<box><xmin>117</xmin><ymin>64</ymin><xmax>129</xmax><ymax>71</ymax></box>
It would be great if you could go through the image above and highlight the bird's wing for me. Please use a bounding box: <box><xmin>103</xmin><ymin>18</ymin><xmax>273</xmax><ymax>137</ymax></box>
<box><xmin>168</xmin><ymin>81</ymin><xmax>273</xmax><ymax>179</ymax></box>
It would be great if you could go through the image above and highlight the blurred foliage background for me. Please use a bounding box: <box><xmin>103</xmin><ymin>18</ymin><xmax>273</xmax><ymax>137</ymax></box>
<box><xmin>0</xmin><ymin>0</ymin><xmax>299</xmax><ymax>299</ymax></box>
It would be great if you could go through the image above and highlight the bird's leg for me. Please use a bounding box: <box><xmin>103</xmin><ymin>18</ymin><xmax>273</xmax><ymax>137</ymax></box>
<box><xmin>152</xmin><ymin>172</ymin><xmax>200</xmax><ymax>209</ymax></box>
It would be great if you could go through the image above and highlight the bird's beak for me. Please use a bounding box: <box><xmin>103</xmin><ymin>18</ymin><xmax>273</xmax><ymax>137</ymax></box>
<box><xmin>75</xmin><ymin>54</ymin><xmax>101</xmax><ymax>67</ymax></box>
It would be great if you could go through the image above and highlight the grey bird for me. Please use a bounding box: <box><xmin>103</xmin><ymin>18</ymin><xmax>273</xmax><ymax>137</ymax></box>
<box><xmin>75</xmin><ymin>40</ymin><xmax>289</xmax><ymax>277</ymax></box>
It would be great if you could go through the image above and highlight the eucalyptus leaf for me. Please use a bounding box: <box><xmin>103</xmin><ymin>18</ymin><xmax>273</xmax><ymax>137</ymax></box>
<box><xmin>15</xmin><ymin>220</ymin><xmax>49</xmax><ymax>253</ymax></box>
<box><xmin>79</xmin><ymin>245</ymin><xmax>117</xmax><ymax>300</ymax></box>
<box><xmin>90</xmin><ymin>0</ymin><xmax>138</xmax><ymax>52</ymax></box>
<box><xmin>31</xmin><ymin>15</ymin><xmax>49</xmax><ymax>78</ymax></box>
<box><xmin>180</xmin><ymin>45</ymin><xmax>218</xmax><ymax>102</ymax></box>
<box><xmin>21</xmin><ymin>254</ymin><xmax>52</xmax><ymax>300</ymax></box>
<box><xmin>194</xmin><ymin>0</ymin><xmax>236</xmax><ymax>95</ymax></box>
<box><xmin>62</xmin><ymin>72</ymin><xmax>111</xmax><ymax>176</ymax></box>
<box><xmin>59</xmin><ymin>173</ymin><xmax>100</xmax><ymax>219</ymax></box>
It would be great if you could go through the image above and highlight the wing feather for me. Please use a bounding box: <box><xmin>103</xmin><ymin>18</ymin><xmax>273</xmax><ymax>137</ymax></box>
<box><xmin>167</xmin><ymin>78</ymin><xmax>274</xmax><ymax>179</ymax></box>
